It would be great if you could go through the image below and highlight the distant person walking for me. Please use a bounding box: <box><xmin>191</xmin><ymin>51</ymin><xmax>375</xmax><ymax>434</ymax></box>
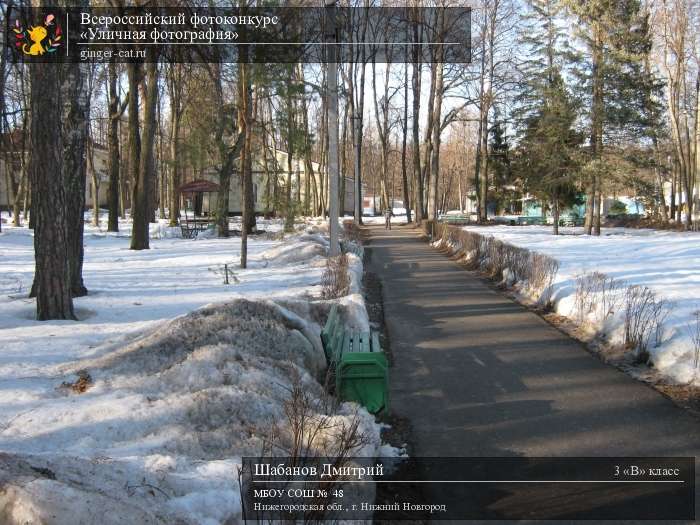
<box><xmin>384</xmin><ymin>208</ymin><xmax>393</xmax><ymax>230</ymax></box>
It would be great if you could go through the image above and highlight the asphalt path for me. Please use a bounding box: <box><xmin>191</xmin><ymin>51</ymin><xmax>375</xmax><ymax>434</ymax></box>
<box><xmin>366</xmin><ymin>224</ymin><xmax>699</xmax><ymax>523</ymax></box>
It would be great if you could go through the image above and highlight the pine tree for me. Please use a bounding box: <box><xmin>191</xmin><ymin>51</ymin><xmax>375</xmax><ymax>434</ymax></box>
<box><xmin>514</xmin><ymin>0</ymin><xmax>576</xmax><ymax>128</ymax></box>
<box><xmin>514</xmin><ymin>0</ymin><xmax>582</xmax><ymax>234</ymax></box>
<box><xmin>488</xmin><ymin>118</ymin><xmax>513</xmax><ymax>214</ymax></box>
<box><xmin>28</xmin><ymin>60</ymin><xmax>75</xmax><ymax>320</ymax></box>
<box><xmin>563</xmin><ymin>0</ymin><xmax>653</xmax><ymax>234</ymax></box>
<box><xmin>515</xmin><ymin>75</ymin><xmax>582</xmax><ymax>235</ymax></box>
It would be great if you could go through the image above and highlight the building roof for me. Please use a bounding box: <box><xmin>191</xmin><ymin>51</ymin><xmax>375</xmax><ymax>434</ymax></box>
<box><xmin>178</xmin><ymin>179</ymin><xmax>220</xmax><ymax>194</ymax></box>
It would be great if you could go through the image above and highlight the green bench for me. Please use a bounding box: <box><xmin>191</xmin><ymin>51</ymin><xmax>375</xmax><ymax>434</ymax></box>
<box><xmin>439</xmin><ymin>213</ymin><xmax>471</xmax><ymax>225</ymax></box>
<box><xmin>517</xmin><ymin>216</ymin><xmax>547</xmax><ymax>226</ymax></box>
<box><xmin>321</xmin><ymin>305</ymin><xmax>389</xmax><ymax>414</ymax></box>
<box><xmin>558</xmin><ymin>215</ymin><xmax>584</xmax><ymax>227</ymax></box>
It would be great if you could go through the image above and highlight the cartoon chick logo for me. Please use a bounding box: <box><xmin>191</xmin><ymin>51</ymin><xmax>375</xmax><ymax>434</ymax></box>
<box><xmin>13</xmin><ymin>14</ymin><xmax>62</xmax><ymax>56</ymax></box>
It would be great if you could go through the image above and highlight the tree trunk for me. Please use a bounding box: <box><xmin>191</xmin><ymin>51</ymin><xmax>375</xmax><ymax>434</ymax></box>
<box><xmin>421</xmin><ymin>59</ymin><xmax>436</xmax><ymax>218</ymax></box>
<box><xmin>344</xmin><ymin>64</ymin><xmax>360</xmax><ymax>221</ymax></box>
<box><xmin>243</xmin><ymin>70</ymin><xmax>256</xmax><ymax>234</ymax></box>
<box><xmin>29</xmin><ymin>59</ymin><xmax>75</xmax><ymax>320</ymax></box>
<box><xmin>89</xmin><ymin>137</ymin><xmax>100</xmax><ymax>227</ymax></box>
<box><xmin>655</xmin><ymin>164</ymin><xmax>669</xmax><ymax>223</ymax></box>
<box><xmin>147</xmin><ymin>86</ymin><xmax>158</xmax><ymax>225</ymax></box>
<box><xmin>371</xmin><ymin>56</ymin><xmax>392</xmax><ymax>219</ymax></box>
<box><xmin>128</xmin><ymin>63</ymin><xmax>147</xmax><ymax>249</ymax></box>
<box><xmin>684</xmin><ymin>73</ymin><xmax>700</xmax><ymax>229</ymax></box>
<box><xmin>401</xmin><ymin>62</ymin><xmax>412</xmax><ymax>223</ymax></box>
<box><xmin>670</xmin><ymin>161</ymin><xmax>677</xmax><ymax>220</ymax></box>
<box><xmin>354</xmin><ymin>73</ymin><xmax>366</xmax><ymax>225</ymax></box>
<box><xmin>589</xmin><ymin>25</ymin><xmax>604</xmax><ymax>236</ymax></box>
<box><xmin>242</xmin><ymin>86</ymin><xmax>258</xmax><ymax>233</ymax></box>
<box><xmin>302</xmin><ymin>101</ymin><xmax>317</xmax><ymax>217</ymax></box>
<box><xmin>318</xmin><ymin>96</ymin><xmax>327</xmax><ymax>216</ymax></box>
<box><xmin>284</xmin><ymin>70</ymin><xmax>295</xmax><ymax>228</ymax></box>
<box><xmin>210</xmin><ymin>63</ymin><xmax>232</xmax><ymax>238</ymax></box>
<box><xmin>411</xmin><ymin>62</ymin><xmax>423</xmax><ymax>222</ymax></box>
<box><xmin>428</xmin><ymin>57</ymin><xmax>444</xmax><ymax>220</ymax></box>
<box><xmin>239</xmin><ymin>59</ymin><xmax>253</xmax><ymax>267</ymax></box>
<box><xmin>62</xmin><ymin>58</ymin><xmax>90</xmax><ymax>297</ymax></box>
<box><xmin>217</xmin><ymin>153</ymin><xmax>233</xmax><ymax>237</ymax></box>
<box><xmin>478</xmin><ymin>107</ymin><xmax>489</xmax><ymax>222</ymax></box>
<box><xmin>169</xmin><ymin>112</ymin><xmax>181</xmax><ymax>226</ymax></box>
<box><xmin>12</xmin><ymin>172</ymin><xmax>26</xmax><ymax>227</ymax></box>
<box><xmin>7</xmin><ymin>108</ymin><xmax>28</xmax><ymax>227</ymax></box>
<box><xmin>676</xmin><ymin>171</ymin><xmax>683</xmax><ymax>222</ymax></box>
<box><xmin>157</xmin><ymin>100</ymin><xmax>166</xmax><ymax>223</ymax></box>
<box><xmin>340</xmin><ymin>101</ymin><xmax>348</xmax><ymax>216</ymax></box>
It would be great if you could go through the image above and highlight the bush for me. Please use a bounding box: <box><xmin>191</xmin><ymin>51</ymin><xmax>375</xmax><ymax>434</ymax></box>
<box><xmin>689</xmin><ymin>311</ymin><xmax>700</xmax><ymax>386</ymax></box>
<box><xmin>434</xmin><ymin>225</ymin><xmax>559</xmax><ymax>305</ymax></box>
<box><xmin>529</xmin><ymin>253</ymin><xmax>559</xmax><ymax>307</ymax></box>
<box><xmin>241</xmin><ymin>374</ymin><xmax>371</xmax><ymax>523</ymax></box>
<box><xmin>574</xmin><ymin>271</ymin><xmax>625</xmax><ymax>325</ymax></box>
<box><xmin>623</xmin><ymin>285</ymin><xmax>670</xmax><ymax>363</ymax></box>
<box><xmin>321</xmin><ymin>254</ymin><xmax>350</xmax><ymax>299</ymax></box>
<box><xmin>434</xmin><ymin>225</ymin><xmax>674</xmax><ymax>366</ymax></box>
<box><xmin>342</xmin><ymin>220</ymin><xmax>362</xmax><ymax>242</ymax></box>
<box><xmin>608</xmin><ymin>200</ymin><xmax>628</xmax><ymax>216</ymax></box>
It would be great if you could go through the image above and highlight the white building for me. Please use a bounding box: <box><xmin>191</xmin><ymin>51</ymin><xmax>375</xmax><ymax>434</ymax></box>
<box><xmin>0</xmin><ymin>131</ymin><xmax>109</xmax><ymax>211</ymax></box>
<box><xmin>190</xmin><ymin>149</ymin><xmax>356</xmax><ymax>216</ymax></box>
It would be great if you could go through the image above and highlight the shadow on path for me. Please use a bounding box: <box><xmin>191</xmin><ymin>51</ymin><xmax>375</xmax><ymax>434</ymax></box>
<box><xmin>366</xmin><ymin>224</ymin><xmax>699</xmax><ymax>523</ymax></box>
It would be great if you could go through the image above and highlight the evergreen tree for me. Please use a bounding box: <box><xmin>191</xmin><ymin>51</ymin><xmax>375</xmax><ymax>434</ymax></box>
<box><xmin>563</xmin><ymin>0</ymin><xmax>653</xmax><ymax>234</ymax></box>
<box><xmin>515</xmin><ymin>74</ymin><xmax>582</xmax><ymax>235</ymax></box>
<box><xmin>513</xmin><ymin>0</ymin><xmax>582</xmax><ymax>234</ymax></box>
<box><xmin>514</xmin><ymin>0</ymin><xmax>577</xmax><ymax>128</ymax></box>
<box><xmin>488</xmin><ymin>119</ymin><xmax>514</xmax><ymax>214</ymax></box>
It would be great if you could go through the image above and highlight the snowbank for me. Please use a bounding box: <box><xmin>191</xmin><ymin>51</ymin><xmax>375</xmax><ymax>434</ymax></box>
<box><xmin>0</xmin><ymin>299</ymin><xmax>382</xmax><ymax>524</ymax></box>
<box><xmin>0</xmin><ymin>217</ymin><xmax>384</xmax><ymax>524</ymax></box>
<box><xmin>254</xmin><ymin>232</ymin><xmax>329</xmax><ymax>266</ymax></box>
<box><xmin>454</xmin><ymin>225</ymin><xmax>700</xmax><ymax>385</ymax></box>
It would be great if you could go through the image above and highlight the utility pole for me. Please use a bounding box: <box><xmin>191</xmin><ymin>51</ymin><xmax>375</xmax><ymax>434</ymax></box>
<box><xmin>326</xmin><ymin>0</ymin><xmax>340</xmax><ymax>256</ymax></box>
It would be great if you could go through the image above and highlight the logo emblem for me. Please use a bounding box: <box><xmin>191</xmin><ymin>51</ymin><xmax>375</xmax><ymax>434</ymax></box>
<box><xmin>13</xmin><ymin>14</ymin><xmax>62</xmax><ymax>56</ymax></box>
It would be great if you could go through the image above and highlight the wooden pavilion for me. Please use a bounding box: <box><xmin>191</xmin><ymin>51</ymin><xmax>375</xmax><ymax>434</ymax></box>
<box><xmin>178</xmin><ymin>179</ymin><xmax>219</xmax><ymax>238</ymax></box>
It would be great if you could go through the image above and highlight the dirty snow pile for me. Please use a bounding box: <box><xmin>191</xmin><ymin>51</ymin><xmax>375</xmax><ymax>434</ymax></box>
<box><xmin>0</xmin><ymin>217</ymin><xmax>385</xmax><ymax>524</ymax></box>
<box><xmin>254</xmin><ymin>232</ymin><xmax>330</xmax><ymax>266</ymax></box>
<box><xmin>253</xmin><ymin>232</ymin><xmax>369</xmax><ymax>332</ymax></box>
<box><xmin>0</xmin><ymin>300</ymin><xmax>382</xmax><ymax>524</ymax></box>
<box><xmin>461</xmin><ymin>225</ymin><xmax>700</xmax><ymax>385</ymax></box>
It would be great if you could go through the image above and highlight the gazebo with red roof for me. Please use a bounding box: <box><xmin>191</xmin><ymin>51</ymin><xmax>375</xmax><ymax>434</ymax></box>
<box><xmin>177</xmin><ymin>179</ymin><xmax>220</xmax><ymax>238</ymax></box>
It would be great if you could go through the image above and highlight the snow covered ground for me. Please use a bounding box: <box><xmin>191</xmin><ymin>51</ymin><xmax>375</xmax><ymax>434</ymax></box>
<box><xmin>0</xmin><ymin>213</ymin><xmax>388</xmax><ymax>524</ymax></box>
<box><xmin>461</xmin><ymin>225</ymin><xmax>700</xmax><ymax>385</ymax></box>
<box><xmin>0</xmin><ymin>215</ymin><xmax>328</xmax><ymax>381</ymax></box>
<box><xmin>361</xmin><ymin>212</ymin><xmax>409</xmax><ymax>227</ymax></box>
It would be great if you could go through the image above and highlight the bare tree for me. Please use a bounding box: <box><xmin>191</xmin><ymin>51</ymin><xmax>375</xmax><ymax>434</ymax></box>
<box><xmin>655</xmin><ymin>0</ymin><xmax>697</xmax><ymax>229</ymax></box>
<box><xmin>165</xmin><ymin>63</ymin><xmax>188</xmax><ymax>227</ymax></box>
<box><xmin>106</xmin><ymin>63</ymin><xmax>126</xmax><ymax>232</ymax></box>
<box><xmin>371</xmin><ymin>47</ymin><xmax>399</xmax><ymax>213</ymax></box>
<box><xmin>411</xmin><ymin>6</ymin><xmax>424</xmax><ymax>221</ymax></box>
<box><xmin>427</xmin><ymin>9</ymin><xmax>447</xmax><ymax>220</ymax></box>
<box><xmin>401</xmin><ymin>61</ymin><xmax>412</xmax><ymax>222</ymax></box>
